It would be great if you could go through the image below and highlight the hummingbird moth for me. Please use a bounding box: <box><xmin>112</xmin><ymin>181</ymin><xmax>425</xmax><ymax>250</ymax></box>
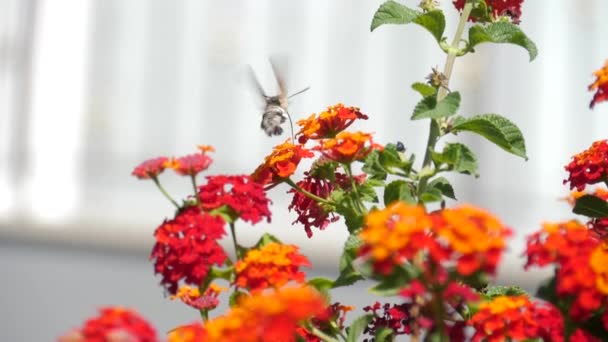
<box><xmin>248</xmin><ymin>59</ymin><xmax>310</xmax><ymax>140</ymax></box>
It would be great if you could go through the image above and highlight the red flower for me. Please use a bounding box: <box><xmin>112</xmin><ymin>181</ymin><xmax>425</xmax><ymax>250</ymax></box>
<box><xmin>168</xmin><ymin>148</ymin><xmax>213</xmax><ymax>177</ymax></box>
<box><xmin>453</xmin><ymin>0</ymin><xmax>524</xmax><ymax>23</ymax></box>
<box><xmin>251</xmin><ymin>140</ymin><xmax>314</xmax><ymax>186</ymax></box>
<box><xmin>132</xmin><ymin>157</ymin><xmax>170</xmax><ymax>180</ymax></box>
<box><xmin>150</xmin><ymin>206</ymin><xmax>227</xmax><ymax>294</ymax></box>
<box><xmin>589</xmin><ymin>60</ymin><xmax>608</xmax><ymax>109</ymax></box>
<box><xmin>58</xmin><ymin>307</ymin><xmax>158</xmax><ymax>342</ymax></box>
<box><xmin>170</xmin><ymin>284</ymin><xmax>227</xmax><ymax>311</ymax></box>
<box><xmin>296</xmin><ymin>103</ymin><xmax>368</xmax><ymax>144</ymax></box>
<box><xmin>235</xmin><ymin>243</ymin><xmax>310</xmax><ymax>292</ymax></box>
<box><xmin>363</xmin><ymin>302</ymin><xmax>413</xmax><ymax>340</ymax></box>
<box><xmin>167</xmin><ymin>322</ymin><xmax>206</xmax><ymax>342</ymax></box>
<box><xmin>288</xmin><ymin>172</ymin><xmax>339</xmax><ymax>238</ymax></box>
<box><xmin>564</xmin><ymin>140</ymin><xmax>608</xmax><ymax>191</ymax></box>
<box><xmin>198</xmin><ymin>175</ymin><xmax>271</xmax><ymax>224</ymax></box>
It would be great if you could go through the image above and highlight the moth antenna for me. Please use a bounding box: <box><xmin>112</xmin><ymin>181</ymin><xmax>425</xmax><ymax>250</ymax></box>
<box><xmin>285</xmin><ymin>110</ymin><xmax>295</xmax><ymax>144</ymax></box>
<box><xmin>288</xmin><ymin>86</ymin><xmax>310</xmax><ymax>99</ymax></box>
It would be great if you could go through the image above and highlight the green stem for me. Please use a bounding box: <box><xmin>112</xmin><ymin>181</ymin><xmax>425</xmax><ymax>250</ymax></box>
<box><xmin>284</xmin><ymin>178</ymin><xmax>334</xmax><ymax>205</ymax></box>
<box><xmin>151</xmin><ymin>176</ymin><xmax>180</xmax><ymax>208</ymax></box>
<box><xmin>418</xmin><ymin>2</ymin><xmax>473</xmax><ymax>197</ymax></box>
<box><xmin>309</xmin><ymin>326</ymin><xmax>340</xmax><ymax>342</ymax></box>
<box><xmin>343</xmin><ymin>163</ymin><xmax>366</xmax><ymax>215</ymax></box>
<box><xmin>190</xmin><ymin>174</ymin><xmax>200</xmax><ymax>204</ymax></box>
<box><xmin>230</xmin><ymin>222</ymin><xmax>240</xmax><ymax>260</ymax></box>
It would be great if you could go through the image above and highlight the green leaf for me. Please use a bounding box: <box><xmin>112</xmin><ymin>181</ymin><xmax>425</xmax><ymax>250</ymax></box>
<box><xmin>428</xmin><ymin>177</ymin><xmax>456</xmax><ymax>200</ymax></box>
<box><xmin>346</xmin><ymin>314</ymin><xmax>374</xmax><ymax>342</ymax></box>
<box><xmin>362</xmin><ymin>144</ymin><xmax>413</xmax><ymax>180</ymax></box>
<box><xmin>334</xmin><ymin>234</ymin><xmax>364</xmax><ymax>288</ymax></box>
<box><xmin>253</xmin><ymin>232</ymin><xmax>282</xmax><ymax>248</ymax></box>
<box><xmin>431</xmin><ymin>142</ymin><xmax>478</xmax><ymax>176</ymax></box>
<box><xmin>411</xmin><ymin>92</ymin><xmax>461</xmax><ymax>120</ymax></box>
<box><xmin>419</xmin><ymin>187</ymin><xmax>443</xmax><ymax>203</ymax></box>
<box><xmin>413</xmin><ymin>10</ymin><xmax>445</xmax><ymax>42</ymax></box>
<box><xmin>370</xmin><ymin>1</ymin><xmax>419</xmax><ymax>32</ymax></box>
<box><xmin>483</xmin><ymin>285</ymin><xmax>527</xmax><ymax>299</ymax></box>
<box><xmin>229</xmin><ymin>290</ymin><xmax>247</xmax><ymax>307</ymax></box>
<box><xmin>375</xmin><ymin>327</ymin><xmax>394</xmax><ymax>342</ymax></box>
<box><xmin>384</xmin><ymin>180</ymin><xmax>416</xmax><ymax>206</ymax></box>
<box><xmin>369</xmin><ymin>267</ymin><xmax>411</xmax><ymax>296</ymax></box>
<box><xmin>468</xmin><ymin>22</ymin><xmax>538</xmax><ymax>61</ymax></box>
<box><xmin>573</xmin><ymin>195</ymin><xmax>608</xmax><ymax>218</ymax></box>
<box><xmin>412</xmin><ymin>82</ymin><xmax>437</xmax><ymax>97</ymax></box>
<box><xmin>362</xmin><ymin>150</ymin><xmax>387</xmax><ymax>180</ymax></box>
<box><xmin>307</xmin><ymin>277</ymin><xmax>334</xmax><ymax>292</ymax></box>
<box><xmin>359</xmin><ymin>180</ymin><xmax>380</xmax><ymax>203</ymax></box>
<box><xmin>452</xmin><ymin>113</ymin><xmax>527</xmax><ymax>160</ymax></box>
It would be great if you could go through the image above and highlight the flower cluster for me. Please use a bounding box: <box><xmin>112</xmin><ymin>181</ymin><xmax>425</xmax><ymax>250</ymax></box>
<box><xmin>198</xmin><ymin>174</ymin><xmax>271</xmax><ymax>224</ymax></box>
<box><xmin>525</xmin><ymin>221</ymin><xmax>608</xmax><ymax>325</ymax></box>
<box><xmin>58</xmin><ymin>307</ymin><xmax>158</xmax><ymax>342</ymax></box>
<box><xmin>296</xmin><ymin>103</ymin><xmax>368</xmax><ymax>143</ymax></box>
<box><xmin>358</xmin><ymin>202</ymin><xmax>511</xmax><ymax>276</ymax></box>
<box><xmin>235</xmin><ymin>242</ymin><xmax>310</xmax><ymax>292</ymax></box>
<box><xmin>453</xmin><ymin>0</ymin><xmax>524</xmax><ymax>23</ymax></box>
<box><xmin>167</xmin><ymin>322</ymin><xmax>206</xmax><ymax>342</ymax></box>
<box><xmin>362</xmin><ymin>302</ymin><xmax>414</xmax><ymax>341</ymax></box>
<box><xmin>590</xmin><ymin>60</ymin><xmax>608</xmax><ymax>108</ymax></box>
<box><xmin>150</xmin><ymin>206</ymin><xmax>227</xmax><ymax>294</ymax></box>
<box><xmin>251</xmin><ymin>140</ymin><xmax>314</xmax><ymax>186</ymax></box>
<box><xmin>196</xmin><ymin>286</ymin><xmax>328</xmax><ymax>342</ymax></box>
<box><xmin>165</xmin><ymin>146</ymin><xmax>214</xmax><ymax>177</ymax></box>
<box><xmin>296</xmin><ymin>303</ymin><xmax>353</xmax><ymax>342</ymax></box>
<box><xmin>132</xmin><ymin>157</ymin><xmax>170</xmax><ymax>180</ymax></box>
<box><xmin>469</xmin><ymin>296</ymin><xmax>564</xmax><ymax>341</ymax></box>
<box><xmin>170</xmin><ymin>284</ymin><xmax>226</xmax><ymax>311</ymax></box>
<box><xmin>564</xmin><ymin>140</ymin><xmax>608</xmax><ymax>191</ymax></box>
<box><xmin>316</xmin><ymin>131</ymin><xmax>379</xmax><ymax>164</ymax></box>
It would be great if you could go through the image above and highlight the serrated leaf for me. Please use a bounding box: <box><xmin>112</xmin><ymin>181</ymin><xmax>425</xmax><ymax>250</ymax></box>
<box><xmin>483</xmin><ymin>285</ymin><xmax>527</xmax><ymax>299</ymax></box>
<box><xmin>359</xmin><ymin>181</ymin><xmax>380</xmax><ymax>203</ymax></box>
<box><xmin>412</xmin><ymin>82</ymin><xmax>437</xmax><ymax>97</ymax></box>
<box><xmin>362</xmin><ymin>150</ymin><xmax>387</xmax><ymax>180</ymax></box>
<box><xmin>428</xmin><ymin>177</ymin><xmax>456</xmax><ymax>200</ymax></box>
<box><xmin>468</xmin><ymin>22</ymin><xmax>538</xmax><ymax>61</ymax></box>
<box><xmin>412</xmin><ymin>92</ymin><xmax>461</xmax><ymax>120</ymax></box>
<box><xmin>371</xmin><ymin>1</ymin><xmax>419</xmax><ymax>32</ymax></box>
<box><xmin>432</xmin><ymin>142</ymin><xmax>478</xmax><ymax>176</ymax></box>
<box><xmin>419</xmin><ymin>187</ymin><xmax>443</xmax><ymax>203</ymax></box>
<box><xmin>307</xmin><ymin>277</ymin><xmax>334</xmax><ymax>293</ymax></box>
<box><xmin>573</xmin><ymin>195</ymin><xmax>608</xmax><ymax>218</ymax></box>
<box><xmin>334</xmin><ymin>234</ymin><xmax>364</xmax><ymax>288</ymax></box>
<box><xmin>384</xmin><ymin>180</ymin><xmax>416</xmax><ymax>206</ymax></box>
<box><xmin>413</xmin><ymin>10</ymin><xmax>445</xmax><ymax>42</ymax></box>
<box><xmin>346</xmin><ymin>314</ymin><xmax>374</xmax><ymax>342</ymax></box>
<box><xmin>452</xmin><ymin>113</ymin><xmax>527</xmax><ymax>160</ymax></box>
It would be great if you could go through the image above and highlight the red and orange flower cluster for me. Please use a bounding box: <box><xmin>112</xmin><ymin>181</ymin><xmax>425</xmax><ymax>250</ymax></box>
<box><xmin>469</xmin><ymin>295</ymin><xmax>565</xmax><ymax>341</ymax></box>
<box><xmin>453</xmin><ymin>0</ymin><xmax>524</xmax><ymax>23</ymax></box>
<box><xmin>132</xmin><ymin>145</ymin><xmax>214</xmax><ymax>180</ymax></box>
<box><xmin>58</xmin><ymin>307</ymin><xmax>158</xmax><ymax>342</ymax></box>
<box><xmin>358</xmin><ymin>202</ymin><xmax>511</xmax><ymax>276</ymax></box>
<box><xmin>525</xmin><ymin>221</ymin><xmax>608</xmax><ymax>327</ymax></box>
<box><xmin>564</xmin><ymin>140</ymin><xmax>608</xmax><ymax>191</ymax></box>
<box><xmin>235</xmin><ymin>242</ymin><xmax>310</xmax><ymax>292</ymax></box>
<box><xmin>170</xmin><ymin>284</ymin><xmax>226</xmax><ymax>311</ymax></box>
<box><xmin>590</xmin><ymin>60</ymin><xmax>608</xmax><ymax>108</ymax></box>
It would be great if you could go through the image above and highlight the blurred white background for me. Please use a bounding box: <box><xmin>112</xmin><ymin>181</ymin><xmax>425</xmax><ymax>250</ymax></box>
<box><xmin>1</xmin><ymin>0</ymin><xmax>608</xmax><ymax>340</ymax></box>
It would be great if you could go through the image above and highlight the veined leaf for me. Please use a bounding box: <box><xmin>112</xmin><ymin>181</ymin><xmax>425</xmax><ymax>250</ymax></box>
<box><xmin>468</xmin><ymin>22</ymin><xmax>538</xmax><ymax>61</ymax></box>
<box><xmin>573</xmin><ymin>194</ymin><xmax>608</xmax><ymax>218</ymax></box>
<box><xmin>431</xmin><ymin>142</ymin><xmax>478</xmax><ymax>176</ymax></box>
<box><xmin>346</xmin><ymin>314</ymin><xmax>374</xmax><ymax>342</ymax></box>
<box><xmin>412</xmin><ymin>82</ymin><xmax>437</xmax><ymax>97</ymax></box>
<box><xmin>371</xmin><ymin>1</ymin><xmax>445</xmax><ymax>43</ymax></box>
<box><xmin>412</xmin><ymin>92</ymin><xmax>461</xmax><ymax>120</ymax></box>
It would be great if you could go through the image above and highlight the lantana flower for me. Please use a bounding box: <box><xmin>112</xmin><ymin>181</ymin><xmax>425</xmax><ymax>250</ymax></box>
<box><xmin>198</xmin><ymin>174</ymin><xmax>271</xmax><ymax>224</ymax></box>
<box><xmin>197</xmin><ymin>286</ymin><xmax>328</xmax><ymax>342</ymax></box>
<box><xmin>453</xmin><ymin>0</ymin><xmax>524</xmax><ymax>23</ymax></box>
<box><xmin>167</xmin><ymin>147</ymin><xmax>214</xmax><ymax>177</ymax></box>
<box><xmin>132</xmin><ymin>157</ymin><xmax>170</xmax><ymax>180</ymax></box>
<box><xmin>251</xmin><ymin>140</ymin><xmax>314</xmax><ymax>186</ymax></box>
<box><xmin>469</xmin><ymin>296</ymin><xmax>564</xmax><ymax>342</ymax></box>
<box><xmin>566</xmin><ymin>188</ymin><xmax>608</xmax><ymax>239</ymax></box>
<box><xmin>317</xmin><ymin>131</ymin><xmax>381</xmax><ymax>164</ymax></box>
<box><xmin>235</xmin><ymin>242</ymin><xmax>310</xmax><ymax>292</ymax></box>
<box><xmin>296</xmin><ymin>103</ymin><xmax>368</xmax><ymax>144</ymax></box>
<box><xmin>170</xmin><ymin>284</ymin><xmax>227</xmax><ymax>311</ymax></box>
<box><xmin>525</xmin><ymin>221</ymin><xmax>608</xmax><ymax>323</ymax></box>
<box><xmin>58</xmin><ymin>307</ymin><xmax>158</xmax><ymax>342</ymax></box>
<box><xmin>167</xmin><ymin>322</ymin><xmax>206</xmax><ymax>342</ymax></box>
<box><xmin>150</xmin><ymin>206</ymin><xmax>227</xmax><ymax>294</ymax></box>
<box><xmin>589</xmin><ymin>60</ymin><xmax>608</xmax><ymax>108</ymax></box>
<box><xmin>564</xmin><ymin>140</ymin><xmax>608</xmax><ymax>191</ymax></box>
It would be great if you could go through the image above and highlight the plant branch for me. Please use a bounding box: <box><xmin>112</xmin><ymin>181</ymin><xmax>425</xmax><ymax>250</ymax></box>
<box><xmin>151</xmin><ymin>177</ymin><xmax>180</xmax><ymax>208</ymax></box>
<box><xmin>284</xmin><ymin>178</ymin><xmax>334</xmax><ymax>206</ymax></box>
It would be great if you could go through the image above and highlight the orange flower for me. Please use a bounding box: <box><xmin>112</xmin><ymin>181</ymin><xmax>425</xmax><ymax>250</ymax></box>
<box><xmin>589</xmin><ymin>60</ymin><xmax>608</xmax><ymax>108</ymax></box>
<box><xmin>358</xmin><ymin>202</ymin><xmax>433</xmax><ymax>274</ymax></box>
<box><xmin>200</xmin><ymin>286</ymin><xmax>328</xmax><ymax>342</ymax></box>
<box><xmin>431</xmin><ymin>205</ymin><xmax>512</xmax><ymax>275</ymax></box>
<box><xmin>469</xmin><ymin>296</ymin><xmax>564</xmax><ymax>342</ymax></box>
<box><xmin>170</xmin><ymin>284</ymin><xmax>227</xmax><ymax>310</ymax></box>
<box><xmin>251</xmin><ymin>140</ymin><xmax>314</xmax><ymax>185</ymax></box>
<box><xmin>167</xmin><ymin>322</ymin><xmax>206</xmax><ymax>342</ymax></box>
<box><xmin>235</xmin><ymin>243</ymin><xmax>310</xmax><ymax>292</ymax></box>
<box><xmin>317</xmin><ymin>131</ymin><xmax>381</xmax><ymax>164</ymax></box>
<box><xmin>296</xmin><ymin>103</ymin><xmax>368</xmax><ymax>143</ymax></box>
